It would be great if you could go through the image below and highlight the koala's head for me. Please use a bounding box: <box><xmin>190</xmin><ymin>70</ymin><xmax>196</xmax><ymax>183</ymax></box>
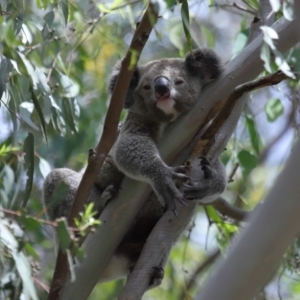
<box><xmin>109</xmin><ymin>49</ymin><xmax>222</xmax><ymax>123</ymax></box>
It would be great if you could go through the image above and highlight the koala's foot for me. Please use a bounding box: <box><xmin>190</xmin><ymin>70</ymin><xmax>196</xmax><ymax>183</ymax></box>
<box><xmin>93</xmin><ymin>184</ymin><xmax>120</xmax><ymax>217</ymax></box>
<box><xmin>183</xmin><ymin>156</ymin><xmax>225</xmax><ymax>204</ymax></box>
<box><xmin>148</xmin><ymin>266</ymin><xmax>164</xmax><ymax>290</ymax></box>
<box><xmin>99</xmin><ymin>183</ymin><xmax>120</xmax><ymax>205</ymax></box>
<box><xmin>183</xmin><ymin>156</ymin><xmax>213</xmax><ymax>201</ymax></box>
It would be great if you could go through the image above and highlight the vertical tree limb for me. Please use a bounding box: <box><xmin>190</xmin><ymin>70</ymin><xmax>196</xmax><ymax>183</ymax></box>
<box><xmin>118</xmin><ymin>2</ymin><xmax>300</xmax><ymax>299</ymax></box>
<box><xmin>60</xmin><ymin>2</ymin><xmax>300</xmax><ymax>299</ymax></box>
<box><xmin>195</xmin><ymin>3</ymin><xmax>300</xmax><ymax>300</ymax></box>
<box><xmin>47</xmin><ymin>3</ymin><xmax>159</xmax><ymax>300</ymax></box>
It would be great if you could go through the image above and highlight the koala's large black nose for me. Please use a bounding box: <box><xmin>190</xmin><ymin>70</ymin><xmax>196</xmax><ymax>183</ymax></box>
<box><xmin>154</xmin><ymin>77</ymin><xmax>170</xmax><ymax>99</ymax></box>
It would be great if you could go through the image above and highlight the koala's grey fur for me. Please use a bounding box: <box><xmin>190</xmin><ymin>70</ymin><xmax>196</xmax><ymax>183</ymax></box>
<box><xmin>43</xmin><ymin>48</ymin><xmax>227</xmax><ymax>288</ymax></box>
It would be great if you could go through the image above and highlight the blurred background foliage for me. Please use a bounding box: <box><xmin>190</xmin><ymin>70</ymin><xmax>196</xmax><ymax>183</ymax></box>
<box><xmin>0</xmin><ymin>0</ymin><xmax>300</xmax><ymax>299</ymax></box>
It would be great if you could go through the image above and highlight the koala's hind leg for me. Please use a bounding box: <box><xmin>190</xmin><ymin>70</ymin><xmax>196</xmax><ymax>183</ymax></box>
<box><xmin>43</xmin><ymin>168</ymin><xmax>82</xmax><ymax>220</ymax></box>
<box><xmin>43</xmin><ymin>168</ymin><xmax>113</xmax><ymax>221</ymax></box>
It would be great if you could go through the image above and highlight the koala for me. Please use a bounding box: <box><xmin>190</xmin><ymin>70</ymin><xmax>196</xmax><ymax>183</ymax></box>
<box><xmin>43</xmin><ymin>48</ymin><xmax>227</xmax><ymax>289</ymax></box>
<box><xmin>109</xmin><ymin>48</ymin><xmax>223</xmax><ymax>215</ymax></box>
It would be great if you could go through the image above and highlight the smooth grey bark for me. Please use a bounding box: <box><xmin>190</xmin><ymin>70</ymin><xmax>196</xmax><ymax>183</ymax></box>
<box><xmin>61</xmin><ymin>3</ymin><xmax>300</xmax><ymax>299</ymax></box>
<box><xmin>196</xmin><ymin>138</ymin><xmax>300</xmax><ymax>300</ymax></box>
<box><xmin>195</xmin><ymin>4</ymin><xmax>300</xmax><ymax>300</ymax></box>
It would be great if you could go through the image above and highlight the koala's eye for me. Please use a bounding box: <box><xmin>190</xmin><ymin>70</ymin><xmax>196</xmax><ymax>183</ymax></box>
<box><xmin>175</xmin><ymin>78</ymin><xmax>184</xmax><ymax>85</ymax></box>
<box><xmin>143</xmin><ymin>85</ymin><xmax>151</xmax><ymax>90</ymax></box>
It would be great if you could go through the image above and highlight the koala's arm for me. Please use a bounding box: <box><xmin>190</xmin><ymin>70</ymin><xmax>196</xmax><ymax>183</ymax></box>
<box><xmin>113</xmin><ymin>129</ymin><xmax>187</xmax><ymax>212</ymax></box>
<box><xmin>184</xmin><ymin>157</ymin><xmax>227</xmax><ymax>203</ymax></box>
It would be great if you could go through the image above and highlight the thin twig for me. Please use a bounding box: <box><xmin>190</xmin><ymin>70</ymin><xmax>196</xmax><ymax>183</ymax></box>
<box><xmin>210</xmin><ymin>3</ymin><xmax>256</xmax><ymax>16</ymax></box>
<box><xmin>0</xmin><ymin>208</ymin><xmax>79</xmax><ymax>233</ymax></box>
<box><xmin>200</xmin><ymin>71</ymin><xmax>291</xmax><ymax>156</ymax></box>
<box><xmin>178</xmin><ymin>249</ymin><xmax>220</xmax><ymax>300</ymax></box>
<box><xmin>259</xmin><ymin>112</ymin><xmax>293</xmax><ymax>164</ymax></box>
<box><xmin>0</xmin><ymin>99</ymin><xmax>29</xmax><ymax>130</ymax></box>
<box><xmin>209</xmin><ymin>197</ymin><xmax>248</xmax><ymax>222</ymax></box>
<box><xmin>228</xmin><ymin>162</ymin><xmax>239</xmax><ymax>183</ymax></box>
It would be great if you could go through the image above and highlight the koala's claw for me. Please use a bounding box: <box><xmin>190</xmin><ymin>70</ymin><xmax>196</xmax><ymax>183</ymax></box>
<box><xmin>199</xmin><ymin>156</ymin><xmax>213</xmax><ymax>179</ymax></box>
<box><xmin>172</xmin><ymin>165</ymin><xmax>188</xmax><ymax>174</ymax></box>
<box><xmin>199</xmin><ymin>156</ymin><xmax>210</xmax><ymax>165</ymax></box>
<box><xmin>172</xmin><ymin>208</ymin><xmax>178</xmax><ymax>217</ymax></box>
<box><xmin>149</xmin><ymin>266</ymin><xmax>164</xmax><ymax>289</ymax></box>
<box><xmin>177</xmin><ymin>197</ymin><xmax>187</xmax><ymax>207</ymax></box>
<box><xmin>183</xmin><ymin>182</ymin><xmax>192</xmax><ymax>188</ymax></box>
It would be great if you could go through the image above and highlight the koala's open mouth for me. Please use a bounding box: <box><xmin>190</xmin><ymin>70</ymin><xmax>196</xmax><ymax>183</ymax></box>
<box><xmin>156</xmin><ymin>98</ymin><xmax>177</xmax><ymax>116</ymax></box>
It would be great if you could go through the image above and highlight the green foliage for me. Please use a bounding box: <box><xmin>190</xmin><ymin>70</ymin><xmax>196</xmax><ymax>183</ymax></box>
<box><xmin>180</xmin><ymin>0</ymin><xmax>192</xmax><ymax>52</ymax></box>
<box><xmin>23</xmin><ymin>133</ymin><xmax>34</xmax><ymax>207</ymax></box>
<box><xmin>56</xmin><ymin>218</ymin><xmax>71</xmax><ymax>251</ymax></box>
<box><xmin>74</xmin><ymin>203</ymin><xmax>101</xmax><ymax>236</ymax></box>
<box><xmin>245</xmin><ymin>115</ymin><xmax>261</xmax><ymax>156</ymax></box>
<box><xmin>238</xmin><ymin>149</ymin><xmax>257</xmax><ymax>179</ymax></box>
<box><xmin>265</xmin><ymin>98</ymin><xmax>284</xmax><ymax>122</ymax></box>
<box><xmin>0</xmin><ymin>217</ymin><xmax>38</xmax><ymax>300</ymax></box>
<box><xmin>260</xmin><ymin>25</ymin><xmax>295</xmax><ymax>78</ymax></box>
<box><xmin>0</xmin><ymin>0</ymin><xmax>299</xmax><ymax>299</ymax></box>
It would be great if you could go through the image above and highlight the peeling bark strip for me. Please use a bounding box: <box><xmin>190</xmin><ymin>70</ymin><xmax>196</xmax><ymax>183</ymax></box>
<box><xmin>47</xmin><ymin>3</ymin><xmax>158</xmax><ymax>300</ymax></box>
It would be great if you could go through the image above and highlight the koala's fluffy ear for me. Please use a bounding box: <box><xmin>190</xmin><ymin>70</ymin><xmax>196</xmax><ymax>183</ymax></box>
<box><xmin>185</xmin><ymin>49</ymin><xmax>222</xmax><ymax>83</ymax></box>
<box><xmin>108</xmin><ymin>62</ymin><xmax>140</xmax><ymax>109</ymax></box>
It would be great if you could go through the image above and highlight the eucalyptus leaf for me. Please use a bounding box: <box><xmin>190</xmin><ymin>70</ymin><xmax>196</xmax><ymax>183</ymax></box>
<box><xmin>20</xmin><ymin>215</ymin><xmax>40</xmax><ymax>231</ymax></box>
<box><xmin>60</xmin><ymin>74</ymin><xmax>79</xmax><ymax>98</ymax></box>
<box><xmin>238</xmin><ymin>150</ymin><xmax>257</xmax><ymax>179</ymax></box>
<box><xmin>31</xmin><ymin>90</ymin><xmax>48</xmax><ymax>143</ymax></box>
<box><xmin>269</xmin><ymin>0</ymin><xmax>281</xmax><ymax>12</ymax></box>
<box><xmin>0</xmin><ymin>219</ymin><xmax>38</xmax><ymax>300</ymax></box>
<box><xmin>283</xmin><ymin>1</ymin><xmax>294</xmax><ymax>21</ymax></box>
<box><xmin>61</xmin><ymin>0</ymin><xmax>69</xmax><ymax>25</ymax></box>
<box><xmin>245</xmin><ymin>116</ymin><xmax>260</xmax><ymax>156</ymax></box>
<box><xmin>2</xmin><ymin>165</ymin><xmax>15</xmax><ymax>195</ymax></box>
<box><xmin>265</xmin><ymin>98</ymin><xmax>284</xmax><ymax>122</ymax></box>
<box><xmin>56</xmin><ymin>218</ymin><xmax>72</xmax><ymax>251</ymax></box>
<box><xmin>0</xmin><ymin>57</ymin><xmax>13</xmax><ymax>84</ymax></box>
<box><xmin>19</xmin><ymin>102</ymin><xmax>39</xmax><ymax>130</ymax></box>
<box><xmin>62</xmin><ymin>98</ymin><xmax>79</xmax><ymax>133</ymax></box>
<box><xmin>180</xmin><ymin>0</ymin><xmax>192</xmax><ymax>51</ymax></box>
<box><xmin>260</xmin><ymin>26</ymin><xmax>278</xmax><ymax>50</ymax></box>
<box><xmin>39</xmin><ymin>157</ymin><xmax>51</xmax><ymax>178</ymax></box>
<box><xmin>260</xmin><ymin>42</ymin><xmax>272</xmax><ymax>73</ymax></box>
<box><xmin>22</xmin><ymin>132</ymin><xmax>34</xmax><ymax>207</ymax></box>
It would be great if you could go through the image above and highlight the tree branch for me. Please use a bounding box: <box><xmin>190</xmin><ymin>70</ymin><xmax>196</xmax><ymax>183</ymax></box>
<box><xmin>118</xmin><ymin>70</ymin><xmax>289</xmax><ymax>300</ymax></box>
<box><xmin>118</xmin><ymin>7</ymin><xmax>299</xmax><ymax>299</ymax></box>
<box><xmin>195</xmin><ymin>5</ymin><xmax>300</xmax><ymax>300</ymax></box>
<box><xmin>196</xmin><ymin>119</ymin><xmax>300</xmax><ymax>300</ymax></box>
<box><xmin>47</xmin><ymin>3</ymin><xmax>158</xmax><ymax>300</ymax></box>
<box><xmin>200</xmin><ymin>70</ymin><xmax>290</xmax><ymax>156</ymax></box>
<box><xmin>208</xmin><ymin>196</ymin><xmax>248</xmax><ymax>222</ymax></box>
<box><xmin>61</xmin><ymin>3</ymin><xmax>300</xmax><ymax>299</ymax></box>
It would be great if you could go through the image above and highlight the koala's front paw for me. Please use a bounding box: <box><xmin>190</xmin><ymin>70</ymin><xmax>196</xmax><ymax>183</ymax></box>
<box><xmin>148</xmin><ymin>266</ymin><xmax>164</xmax><ymax>289</ymax></box>
<box><xmin>155</xmin><ymin>177</ymin><xmax>187</xmax><ymax>217</ymax></box>
<box><xmin>171</xmin><ymin>165</ymin><xmax>190</xmax><ymax>185</ymax></box>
